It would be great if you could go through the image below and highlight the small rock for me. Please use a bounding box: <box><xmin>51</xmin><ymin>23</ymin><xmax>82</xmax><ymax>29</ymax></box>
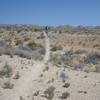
<box><xmin>33</xmin><ymin>90</ymin><xmax>39</xmax><ymax>96</ymax></box>
<box><xmin>63</xmin><ymin>83</ymin><xmax>70</xmax><ymax>88</ymax></box>
<box><xmin>78</xmin><ymin>90</ymin><xmax>87</xmax><ymax>94</ymax></box>
<box><xmin>84</xmin><ymin>75</ymin><xmax>88</xmax><ymax>78</ymax></box>
<box><xmin>60</xmin><ymin>91</ymin><xmax>70</xmax><ymax>99</ymax></box>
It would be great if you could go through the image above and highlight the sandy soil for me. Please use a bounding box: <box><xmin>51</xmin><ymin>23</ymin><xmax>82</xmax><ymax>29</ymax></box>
<box><xmin>0</xmin><ymin>32</ymin><xmax>100</xmax><ymax>100</ymax></box>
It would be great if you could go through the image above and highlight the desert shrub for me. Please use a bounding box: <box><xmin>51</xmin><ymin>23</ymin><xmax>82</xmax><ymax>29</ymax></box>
<box><xmin>61</xmin><ymin>53</ymin><xmax>73</xmax><ymax>66</ymax></box>
<box><xmin>27</xmin><ymin>42</ymin><xmax>37</xmax><ymax>50</ymax></box>
<box><xmin>5</xmin><ymin>48</ymin><xmax>14</xmax><ymax>57</ymax></box>
<box><xmin>59</xmin><ymin>30</ymin><xmax>62</xmax><ymax>34</ymax></box>
<box><xmin>70</xmin><ymin>63</ymin><xmax>83</xmax><ymax>70</ymax></box>
<box><xmin>49</xmin><ymin>54</ymin><xmax>62</xmax><ymax>64</ymax></box>
<box><xmin>74</xmin><ymin>49</ymin><xmax>88</xmax><ymax>54</ymax></box>
<box><xmin>84</xmin><ymin>52</ymin><xmax>100</xmax><ymax>64</ymax></box>
<box><xmin>0</xmin><ymin>40</ymin><xmax>7</xmax><ymax>47</ymax></box>
<box><xmin>17</xmin><ymin>30</ymin><xmax>22</xmax><ymax>33</ymax></box>
<box><xmin>50</xmin><ymin>49</ymin><xmax>86</xmax><ymax>71</ymax></box>
<box><xmin>34</xmin><ymin>28</ymin><xmax>42</xmax><ymax>32</ymax></box>
<box><xmin>62</xmin><ymin>49</ymin><xmax>86</xmax><ymax>68</ymax></box>
<box><xmin>0</xmin><ymin>46</ymin><xmax>14</xmax><ymax>57</ymax></box>
<box><xmin>47</xmin><ymin>78</ymin><xmax>55</xmax><ymax>84</ymax></box>
<box><xmin>50</xmin><ymin>54</ymin><xmax>59</xmax><ymax>61</ymax></box>
<box><xmin>96</xmin><ymin>66</ymin><xmax>100</xmax><ymax>73</ymax></box>
<box><xmin>78</xmin><ymin>90</ymin><xmax>87</xmax><ymax>94</ymax></box>
<box><xmin>0</xmin><ymin>63</ymin><xmax>12</xmax><ymax>78</ymax></box>
<box><xmin>36</xmin><ymin>44</ymin><xmax>45</xmax><ymax>54</ymax></box>
<box><xmin>33</xmin><ymin>90</ymin><xmax>39</xmax><ymax>96</ymax></box>
<box><xmin>19</xmin><ymin>96</ymin><xmax>25</xmax><ymax>100</ymax></box>
<box><xmin>14</xmin><ymin>44</ymin><xmax>45</xmax><ymax>59</ymax></box>
<box><xmin>40</xmin><ymin>74</ymin><xmax>43</xmax><ymax>77</ymax></box>
<box><xmin>65</xmin><ymin>49</ymin><xmax>73</xmax><ymax>57</ymax></box>
<box><xmin>18</xmin><ymin>44</ymin><xmax>31</xmax><ymax>51</ymax></box>
<box><xmin>14</xmin><ymin>48</ymin><xmax>32</xmax><ymax>59</ymax></box>
<box><xmin>13</xmin><ymin>72</ymin><xmax>20</xmax><ymax>79</ymax></box>
<box><xmin>63</xmin><ymin>83</ymin><xmax>70</xmax><ymax>88</ymax></box>
<box><xmin>43</xmin><ymin>66</ymin><xmax>49</xmax><ymax>72</ymax></box>
<box><xmin>96</xmin><ymin>32</ymin><xmax>100</xmax><ymax>35</ymax></box>
<box><xmin>0</xmin><ymin>71</ymin><xmax>6</xmax><ymax>77</ymax></box>
<box><xmin>0</xmin><ymin>40</ymin><xmax>8</xmax><ymax>56</ymax></box>
<box><xmin>0</xmin><ymin>47</ymin><xmax>6</xmax><ymax>56</ymax></box>
<box><xmin>60</xmin><ymin>50</ymin><xmax>73</xmax><ymax>66</ymax></box>
<box><xmin>24</xmin><ymin>37</ymin><xmax>30</xmax><ymax>41</ymax></box>
<box><xmin>63</xmin><ymin>58</ymin><xmax>72</xmax><ymax>66</ymax></box>
<box><xmin>50</xmin><ymin>53</ymin><xmax>73</xmax><ymax>66</ymax></box>
<box><xmin>38</xmin><ymin>48</ymin><xmax>45</xmax><ymax>55</ymax></box>
<box><xmin>4</xmin><ymin>63</ymin><xmax>13</xmax><ymax>77</ymax></box>
<box><xmin>0</xmin><ymin>40</ymin><xmax>14</xmax><ymax>57</ymax></box>
<box><xmin>16</xmin><ymin>40</ymin><xmax>22</xmax><ymax>45</ymax></box>
<box><xmin>51</xmin><ymin>78</ymin><xmax>55</xmax><ymax>83</ymax></box>
<box><xmin>2</xmin><ymin>81</ymin><xmax>14</xmax><ymax>89</ymax></box>
<box><xmin>44</xmin><ymin>86</ymin><xmax>55</xmax><ymax>100</ymax></box>
<box><xmin>60</xmin><ymin>91</ymin><xmax>70</xmax><ymax>99</ymax></box>
<box><xmin>59</xmin><ymin>72</ymin><xmax>68</xmax><ymax>82</ymax></box>
<box><xmin>34</xmin><ymin>54</ymin><xmax>43</xmax><ymax>61</ymax></box>
<box><xmin>51</xmin><ymin>45</ymin><xmax>63</xmax><ymax>51</ymax></box>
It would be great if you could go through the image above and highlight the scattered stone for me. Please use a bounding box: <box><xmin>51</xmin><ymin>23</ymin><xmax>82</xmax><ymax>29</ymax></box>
<box><xmin>19</xmin><ymin>96</ymin><xmax>25</xmax><ymax>100</ymax></box>
<box><xmin>34</xmin><ymin>90</ymin><xmax>40</xmax><ymax>96</ymax></box>
<box><xmin>47</xmin><ymin>78</ymin><xmax>55</xmax><ymax>84</ymax></box>
<box><xmin>44</xmin><ymin>86</ymin><xmax>55</xmax><ymax>100</ymax></box>
<box><xmin>40</xmin><ymin>74</ymin><xmax>43</xmax><ymax>77</ymax></box>
<box><xmin>2</xmin><ymin>81</ymin><xmax>14</xmax><ymax>89</ymax></box>
<box><xmin>78</xmin><ymin>90</ymin><xmax>87</xmax><ymax>94</ymax></box>
<box><xmin>63</xmin><ymin>83</ymin><xmax>70</xmax><ymax>88</ymax></box>
<box><xmin>43</xmin><ymin>66</ymin><xmax>49</xmax><ymax>72</ymax></box>
<box><xmin>13</xmin><ymin>71</ymin><xmax>20</xmax><ymax>79</ymax></box>
<box><xmin>60</xmin><ymin>91</ymin><xmax>70</xmax><ymax>99</ymax></box>
<box><xmin>84</xmin><ymin>75</ymin><xmax>88</xmax><ymax>78</ymax></box>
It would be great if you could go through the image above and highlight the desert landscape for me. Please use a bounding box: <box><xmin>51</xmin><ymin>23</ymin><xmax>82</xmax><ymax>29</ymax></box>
<box><xmin>0</xmin><ymin>25</ymin><xmax>100</xmax><ymax>100</ymax></box>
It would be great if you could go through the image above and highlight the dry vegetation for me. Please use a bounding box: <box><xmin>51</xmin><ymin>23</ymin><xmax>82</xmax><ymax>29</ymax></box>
<box><xmin>0</xmin><ymin>25</ymin><xmax>100</xmax><ymax>100</ymax></box>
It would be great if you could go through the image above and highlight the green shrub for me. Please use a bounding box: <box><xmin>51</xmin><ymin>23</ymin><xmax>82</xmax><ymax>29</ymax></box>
<box><xmin>63</xmin><ymin>59</ymin><xmax>72</xmax><ymax>66</ymax></box>
<box><xmin>84</xmin><ymin>52</ymin><xmax>100</xmax><ymax>64</ymax></box>
<box><xmin>96</xmin><ymin>32</ymin><xmax>100</xmax><ymax>35</ymax></box>
<box><xmin>51</xmin><ymin>45</ymin><xmax>63</xmax><ymax>51</ymax></box>
<box><xmin>63</xmin><ymin>83</ymin><xmax>70</xmax><ymax>88</ymax></box>
<box><xmin>60</xmin><ymin>91</ymin><xmax>70</xmax><ymax>99</ymax></box>
<box><xmin>33</xmin><ymin>90</ymin><xmax>39</xmax><ymax>96</ymax></box>
<box><xmin>13</xmin><ymin>72</ymin><xmax>20</xmax><ymax>79</ymax></box>
<box><xmin>34</xmin><ymin>28</ymin><xmax>42</xmax><ymax>32</ymax></box>
<box><xmin>24</xmin><ymin>37</ymin><xmax>30</xmax><ymax>41</ymax></box>
<box><xmin>0</xmin><ymin>71</ymin><xmax>6</xmax><ymax>76</ymax></box>
<box><xmin>44</xmin><ymin>86</ymin><xmax>55</xmax><ymax>100</ymax></box>
<box><xmin>2</xmin><ymin>81</ymin><xmax>14</xmax><ymax>89</ymax></box>
<box><xmin>74</xmin><ymin>49</ymin><xmax>87</xmax><ymax>54</ymax></box>
<box><xmin>14</xmin><ymin>48</ymin><xmax>32</xmax><ymax>59</ymax></box>
<box><xmin>27</xmin><ymin>42</ymin><xmax>37</xmax><ymax>50</ymax></box>
<box><xmin>4</xmin><ymin>63</ymin><xmax>12</xmax><ymax>77</ymax></box>
<box><xmin>36</xmin><ymin>55</ymin><xmax>43</xmax><ymax>61</ymax></box>
<box><xmin>19</xmin><ymin>96</ymin><xmax>25</xmax><ymax>100</ymax></box>
<box><xmin>16</xmin><ymin>40</ymin><xmax>22</xmax><ymax>45</ymax></box>
<box><xmin>0</xmin><ymin>63</ymin><xmax>12</xmax><ymax>78</ymax></box>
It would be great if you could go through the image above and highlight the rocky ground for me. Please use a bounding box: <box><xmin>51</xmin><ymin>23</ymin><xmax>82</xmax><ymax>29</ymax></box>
<box><xmin>0</xmin><ymin>30</ymin><xmax>100</xmax><ymax>100</ymax></box>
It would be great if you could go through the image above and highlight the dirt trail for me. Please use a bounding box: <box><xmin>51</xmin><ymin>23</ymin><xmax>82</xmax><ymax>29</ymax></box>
<box><xmin>43</xmin><ymin>31</ymin><xmax>50</xmax><ymax>63</ymax></box>
<box><xmin>4</xmin><ymin>32</ymin><xmax>50</xmax><ymax>100</ymax></box>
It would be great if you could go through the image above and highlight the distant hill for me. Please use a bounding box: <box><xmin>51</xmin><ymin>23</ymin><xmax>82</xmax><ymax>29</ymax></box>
<box><xmin>0</xmin><ymin>24</ymin><xmax>100</xmax><ymax>35</ymax></box>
